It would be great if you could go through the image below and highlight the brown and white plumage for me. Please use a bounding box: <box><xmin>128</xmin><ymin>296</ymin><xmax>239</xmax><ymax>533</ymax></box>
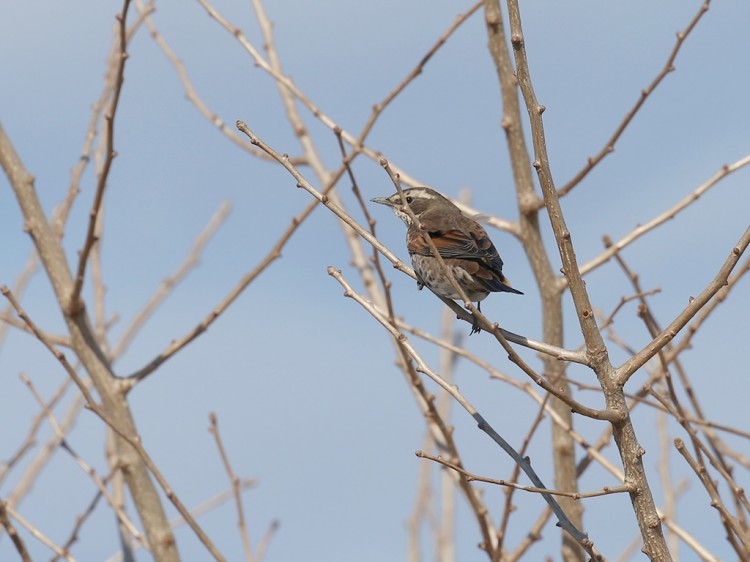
<box><xmin>371</xmin><ymin>187</ymin><xmax>522</xmax><ymax>307</ymax></box>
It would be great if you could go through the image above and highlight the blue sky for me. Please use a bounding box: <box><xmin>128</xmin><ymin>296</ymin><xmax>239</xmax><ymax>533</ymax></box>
<box><xmin>1</xmin><ymin>1</ymin><xmax>749</xmax><ymax>561</ymax></box>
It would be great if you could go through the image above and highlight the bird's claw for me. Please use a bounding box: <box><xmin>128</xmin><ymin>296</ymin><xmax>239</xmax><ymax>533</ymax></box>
<box><xmin>470</xmin><ymin>314</ymin><xmax>482</xmax><ymax>335</ymax></box>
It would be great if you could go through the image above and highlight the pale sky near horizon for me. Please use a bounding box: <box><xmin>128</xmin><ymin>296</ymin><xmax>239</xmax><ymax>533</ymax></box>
<box><xmin>1</xmin><ymin>1</ymin><xmax>749</xmax><ymax>561</ymax></box>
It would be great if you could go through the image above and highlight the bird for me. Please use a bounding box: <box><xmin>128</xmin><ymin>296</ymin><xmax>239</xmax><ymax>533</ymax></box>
<box><xmin>371</xmin><ymin>187</ymin><xmax>522</xmax><ymax>333</ymax></box>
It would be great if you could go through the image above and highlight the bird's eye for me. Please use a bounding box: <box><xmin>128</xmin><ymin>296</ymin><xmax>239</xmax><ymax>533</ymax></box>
<box><xmin>406</xmin><ymin>196</ymin><xmax>413</xmax><ymax>204</ymax></box>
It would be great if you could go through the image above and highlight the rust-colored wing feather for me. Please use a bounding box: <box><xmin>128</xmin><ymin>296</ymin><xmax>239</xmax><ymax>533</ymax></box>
<box><xmin>407</xmin><ymin>226</ymin><xmax>522</xmax><ymax>295</ymax></box>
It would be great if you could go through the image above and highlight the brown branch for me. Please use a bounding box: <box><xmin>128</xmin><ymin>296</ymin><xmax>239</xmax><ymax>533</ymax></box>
<box><xmin>496</xmin><ymin>391</ymin><xmax>550</xmax><ymax>556</ymax></box>
<box><xmin>68</xmin><ymin>0</ymin><xmax>132</xmax><ymax>315</ymax></box>
<box><xmin>579</xmin><ymin>154</ymin><xmax>750</xmax><ymax>279</ymax></box>
<box><xmin>380</xmin><ymin>158</ymin><xmax>609</xmax><ymax>421</ymax></box>
<box><xmin>617</xmin><ymin>226</ymin><xmax>750</xmax><ymax>383</ymax></box>
<box><xmin>1</xmin><ymin>287</ymin><xmax>222</xmax><ymax>561</ymax></box>
<box><xmin>417</xmin><ymin>451</ymin><xmax>635</xmax><ymax>499</ymax></box>
<box><xmin>664</xmin><ymin>254</ymin><xmax>750</xmax><ymax>364</ymax></box>
<box><xmin>483</xmin><ymin>3</ymin><xmax>584</xmax><ymax>555</ymax></box>
<box><xmin>0</xmin><ymin>252</ymin><xmax>39</xmax><ymax>352</ymax></box>
<box><xmin>208</xmin><ymin>413</ymin><xmax>255</xmax><ymax>562</ymax></box>
<box><xmin>675</xmin><ymin>439</ymin><xmax>750</xmax><ymax>554</ymax></box>
<box><xmin>135</xmin><ymin>0</ymin><xmax>287</xmax><ymax>163</ymax></box>
<box><xmin>111</xmin><ymin>202</ymin><xmax>231</xmax><ymax>363</ymax></box>
<box><xmin>328</xmin><ymin>267</ymin><xmax>599</xmax><ymax>559</ymax></box>
<box><xmin>21</xmin><ymin>373</ymin><xmax>145</xmax><ymax>546</ymax></box>
<box><xmin>612</xmin><ymin>241</ymin><xmax>750</xmax><ymax>534</ymax></box>
<box><xmin>505</xmin><ymin>1</ymin><xmax>607</xmax><ymax>366</ymax></box>
<box><xmin>2</xmin><ymin>501</ymin><xmax>74</xmax><ymax>561</ymax></box>
<box><xmin>500</xmin><ymin>0</ymin><xmax>676</xmax><ymax>558</ymax></box>
<box><xmin>354</xmin><ymin>1</ymin><xmax>482</xmax><ymax>149</ymax></box>
<box><xmin>123</xmin><ymin>197</ymin><xmax>317</xmax><ymax>384</ymax></box>
<box><xmin>554</xmin><ymin>1</ymin><xmax>712</xmax><ymax>202</ymax></box>
<box><xmin>0</xmin><ymin>499</ymin><xmax>33</xmax><ymax>562</ymax></box>
<box><xmin>55</xmin><ymin>6</ymin><xmax>151</xmax><ymax>239</ymax></box>
<box><xmin>0</xmin><ymin>311</ymin><xmax>72</xmax><ymax>347</ymax></box>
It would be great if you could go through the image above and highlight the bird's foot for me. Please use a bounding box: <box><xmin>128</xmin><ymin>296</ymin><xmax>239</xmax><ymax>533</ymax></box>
<box><xmin>470</xmin><ymin>313</ymin><xmax>482</xmax><ymax>335</ymax></box>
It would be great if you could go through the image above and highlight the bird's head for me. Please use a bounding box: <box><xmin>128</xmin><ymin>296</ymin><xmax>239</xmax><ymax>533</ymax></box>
<box><xmin>371</xmin><ymin>187</ymin><xmax>453</xmax><ymax>227</ymax></box>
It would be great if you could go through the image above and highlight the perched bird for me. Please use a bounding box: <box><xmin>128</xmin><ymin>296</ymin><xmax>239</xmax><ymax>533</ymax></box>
<box><xmin>372</xmin><ymin>187</ymin><xmax>522</xmax><ymax>331</ymax></box>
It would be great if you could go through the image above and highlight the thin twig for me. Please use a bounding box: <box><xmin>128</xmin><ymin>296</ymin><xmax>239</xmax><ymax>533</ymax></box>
<box><xmin>123</xmin><ymin>198</ymin><xmax>316</xmax><ymax>384</ymax></box>
<box><xmin>578</xmin><ymin>154</ymin><xmax>750</xmax><ymax>279</ymax></box>
<box><xmin>111</xmin><ymin>202</ymin><xmax>232</xmax><ymax>364</ymax></box>
<box><xmin>136</xmin><ymin>0</ymin><xmax>285</xmax><ymax>162</ymax></box>
<box><xmin>665</xmin><ymin>254</ymin><xmax>750</xmax><ymax>364</ymax></box>
<box><xmin>554</xmin><ymin>1</ymin><xmax>712</xmax><ymax>201</ymax></box>
<box><xmin>674</xmin><ymin>439</ymin><xmax>750</xmax><ymax>553</ymax></box>
<box><xmin>0</xmin><ymin>311</ymin><xmax>71</xmax><ymax>347</ymax></box>
<box><xmin>236</xmin><ymin>122</ymin><xmax>591</xmax><ymax>366</ymax></box>
<box><xmin>417</xmin><ymin>451</ymin><xmax>634</xmax><ymax>499</ymax></box>
<box><xmin>497</xmin><ymin>391</ymin><xmax>550</xmax><ymax>556</ymax></box>
<box><xmin>327</xmin><ymin>266</ymin><xmax>600</xmax><ymax>559</ymax></box>
<box><xmin>55</xmin><ymin>5</ymin><xmax>152</xmax><ymax>239</ymax></box>
<box><xmin>1</xmin><ymin>286</ymin><xmax>226</xmax><ymax>562</ymax></box>
<box><xmin>6</xmin><ymin>386</ymin><xmax>85</xmax><ymax>506</ymax></box>
<box><xmin>209</xmin><ymin>413</ymin><xmax>255</xmax><ymax>562</ymax></box>
<box><xmin>0</xmin><ymin>252</ymin><xmax>39</xmax><ymax>352</ymax></box>
<box><xmin>0</xmin><ymin>500</ymin><xmax>33</xmax><ymax>562</ymax></box>
<box><xmin>617</xmin><ymin>226</ymin><xmax>750</xmax><ymax>383</ymax></box>
<box><xmin>21</xmin><ymin>373</ymin><xmax>146</xmax><ymax>546</ymax></box>
<box><xmin>3</xmin><ymin>502</ymin><xmax>76</xmax><ymax>561</ymax></box>
<box><xmin>69</xmin><ymin>0</ymin><xmax>132</xmax><ymax>314</ymax></box>
<box><xmin>53</xmin><ymin>476</ymin><xmax>112</xmax><ymax>562</ymax></box>
<box><xmin>354</xmin><ymin>1</ymin><xmax>482</xmax><ymax>149</ymax></box>
<box><xmin>105</xmin><ymin>479</ymin><xmax>258</xmax><ymax>562</ymax></box>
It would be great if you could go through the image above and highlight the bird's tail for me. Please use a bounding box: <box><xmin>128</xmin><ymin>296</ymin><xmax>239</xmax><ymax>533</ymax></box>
<box><xmin>499</xmin><ymin>277</ymin><xmax>524</xmax><ymax>295</ymax></box>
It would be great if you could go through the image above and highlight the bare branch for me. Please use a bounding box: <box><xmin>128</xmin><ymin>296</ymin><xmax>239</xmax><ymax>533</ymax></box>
<box><xmin>416</xmin><ymin>451</ymin><xmax>634</xmax><ymax>499</ymax></box>
<box><xmin>69</xmin><ymin>0</ymin><xmax>132</xmax><ymax>315</ymax></box>
<box><xmin>0</xmin><ymin>310</ymin><xmax>71</xmax><ymax>347</ymax></box>
<box><xmin>0</xmin><ymin>500</ymin><xmax>33</xmax><ymax>562</ymax></box>
<box><xmin>0</xmin><ymin>252</ymin><xmax>39</xmax><ymax>352</ymax></box>
<box><xmin>354</xmin><ymin>1</ymin><xmax>483</xmax><ymax>149</ymax></box>
<box><xmin>2</xmin><ymin>501</ymin><xmax>75</xmax><ymax>561</ymax></box>
<box><xmin>21</xmin><ymin>374</ymin><xmax>146</xmax><ymax>547</ymax></box>
<box><xmin>327</xmin><ymin>266</ymin><xmax>600</xmax><ymax>559</ymax></box>
<box><xmin>1</xmin><ymin>287</ymin><xmax>221</xmax><ymax>561</ymax></box>
<box><xmin>111</xmin><ymin>202</ymin><xmax>232</xmax><ymax>362</ymax></box>
<box><xmin>136</xmin><ymin>0</ymin><xmax>286</xmax><ymax>162</ymax></box>
<box><xmin>123</xmin><ymin>198</ymin><xmax>317</xmax><ymax>384</ymax></box>
<box><xmin>555</xmin><ymin>1</ymin><xmax>712</xmax><ymax>201</ymax></box>
<box><xmin>498</xmin><ymin>0</ymin><xmax>680</xmax><ymax>557</ymax></box>
<box><xmin>579</xmin><ymin>154</ymin><xmax>750</xmax><ymax>279</ymax></box>
<box><xmin>208</xmin><ymin>413</ymin><xmax>255</xmax><ymax>562</ymax></box>
<box><xmin>664</xmin><ymin>254</ymin><xmax>750</xmax><ymax>364</ymax></box>
<box><xmin>617</xmin><ymin>225</ymin><xmax>750</xmax><ymax>383</ymax></box>
<box><xmin>675</xmin><ymin>439</ymin><xmax>750</xmax><ymax>554</ymax></box>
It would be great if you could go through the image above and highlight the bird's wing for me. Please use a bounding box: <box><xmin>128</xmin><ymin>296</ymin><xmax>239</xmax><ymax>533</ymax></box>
<box><xmin>412</xmin><ymin>228</ymin><xmax>504</xmax><ymax>267</ymax></box>
<box><xmin>409</xmin><ymin>228</ymin><xmax>523</xmax><ymax>295</ymax></box>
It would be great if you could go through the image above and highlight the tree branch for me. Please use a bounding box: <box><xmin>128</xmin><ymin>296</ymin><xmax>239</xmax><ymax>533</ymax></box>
<box><xmin>617</xmin><ymin>225</ymin><xmax>750</xmax><ymax>384</ymax></box>
<box><xmin>68</xmin><ymin>0</ymin><xmax>132</xmax><ymax>315</ymax></box>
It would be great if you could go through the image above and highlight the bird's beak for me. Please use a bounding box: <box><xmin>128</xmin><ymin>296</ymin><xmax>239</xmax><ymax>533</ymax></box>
<box><xmin>370</xmin><ymin>196</ymin><xmax>394</xmax><ymax>207</ymax></box>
